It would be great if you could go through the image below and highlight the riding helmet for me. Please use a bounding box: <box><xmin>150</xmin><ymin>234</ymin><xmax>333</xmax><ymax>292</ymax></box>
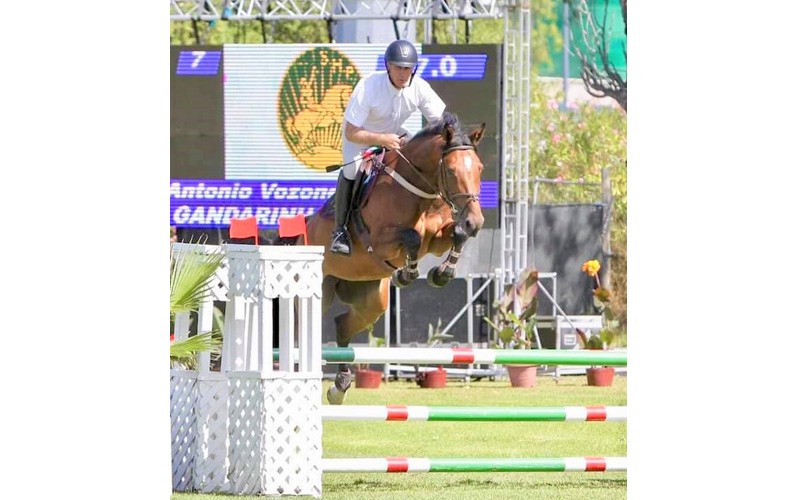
<box><xmin>384</xmin><ymin>40</ymin><xmax>418</xmax><ymax>68</ymax></box>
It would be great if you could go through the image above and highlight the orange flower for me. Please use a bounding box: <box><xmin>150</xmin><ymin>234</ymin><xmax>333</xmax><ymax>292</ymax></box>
<box><xmin>581</xmin><ymin>259</ymin><xmax>601</xmax><ymax>278</ymax></box>
<box><xmin>170</xmin><ymin>334</ymin><xmax>175</xmax><ymax>343</ymax></box>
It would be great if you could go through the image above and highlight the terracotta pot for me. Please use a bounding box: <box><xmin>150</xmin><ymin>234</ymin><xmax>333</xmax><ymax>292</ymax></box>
<box><xmin>354</xmin><ymin>369</ymin><xmax>382</xmax><ymax>389</ymax></box>
<box><xmin>586</xmin><ymin>366</ymin><xmax>615</xmax><ymax>387</ymax></box>
<box><xmin>506</xmin><ymin>365</ymin><xmax>537</xmax><ymax>388</ymax></box>
<box><xmin>421</xmin><ymin>366</ymin><xmax>448</xmax><ymax>389</ymax></box>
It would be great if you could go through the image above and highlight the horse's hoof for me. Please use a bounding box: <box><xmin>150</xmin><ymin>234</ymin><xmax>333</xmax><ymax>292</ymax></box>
<box><xmin>327</xmin><ymin>368</ymin><xmax>353</xmax><ymax>405</ymax></box>
<box><xmin>391</xmin><ymin>270</ymin><xmax>412</xmax><ymax>288</ymax></box>
<box><xmin>427</xmin><ymin>268</ymin><xmax>449</xmax><ymax>288</ymax></box>
<box><xmin>335</xmin><ymin>369</ymin><xmax>353</xmax><ymax>392</ymax></box>
<box><xmin>326</xmin><ymin>385</ymin><xmax>347</xmax><ymax>405</ymax></box>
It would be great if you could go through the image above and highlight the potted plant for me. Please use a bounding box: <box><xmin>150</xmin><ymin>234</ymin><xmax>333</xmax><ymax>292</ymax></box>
<box><xmin>483</xmin><ymin>268</ymin><xmax>540</xmax><ymax>388</ymax></box>
<box><xmin>354</xmin><ymin>324</ymin><xmax>384</xmax><ymax>389</ymax></box>
<box><xmin>415</xmin><ymin>318</ymin><xmax>453</xmax><ymax>389</ymax></box>
<box><xmin>578</xmin><ymin>259</ymin><xmax>620</xmax><ymax>387</ymax></box>
<box><xmin>581</xmin><ymin>329</ymin><xmax>617</xmax><ymax>386</ymax></box>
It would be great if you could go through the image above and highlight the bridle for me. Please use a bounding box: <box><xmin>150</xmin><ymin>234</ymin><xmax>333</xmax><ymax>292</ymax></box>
<box><xmin>389</xmin><ymin>143</ymin><xmax>480</xmax><ymax>215</ymax></box>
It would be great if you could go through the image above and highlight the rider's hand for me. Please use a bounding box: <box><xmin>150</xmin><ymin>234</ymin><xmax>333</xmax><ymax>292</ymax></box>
<box><xmin>381</xmin><ymin>133</ymin><xmax>404</xmax><ymax>150</ymax></box>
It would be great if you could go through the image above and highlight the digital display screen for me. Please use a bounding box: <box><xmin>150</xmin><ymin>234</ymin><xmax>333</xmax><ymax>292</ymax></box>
<box><xmin>170</xmin><ymin>179</ymin><xmax>499</xmax><ymax>228</ymax></box>
<box><xmin>170</xmin><ymin>43</ymin><xmax>501</xmax><ymax>230</ymax></box>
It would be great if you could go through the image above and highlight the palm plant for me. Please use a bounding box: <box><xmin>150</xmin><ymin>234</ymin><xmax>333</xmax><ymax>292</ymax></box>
<box><xmin>169</xmin><ymin>240</ymin><xmax>225</xmax><ymax>369</ymax></box>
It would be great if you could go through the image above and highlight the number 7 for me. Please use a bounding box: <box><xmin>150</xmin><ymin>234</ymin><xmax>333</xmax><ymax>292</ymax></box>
<box><xmin>416</xmin><ymin>56</ymin><xmax>429</xmax><ymax>77</ymax></box>
<box><xmin>191</xmin><ymin>51</ymin><xmax>206</xmax><ymax>68</ymax></box>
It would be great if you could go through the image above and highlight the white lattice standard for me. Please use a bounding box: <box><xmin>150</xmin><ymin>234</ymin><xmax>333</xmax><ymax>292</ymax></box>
<box><xmin>226</xmin><ymin>246</ymin><xmax>264</xmax><ymax>301</ymax></box>
<box><xmin>262</xmin><ymin>375</ymin><xmax>323</xmax><ymax>497</ymax></box>
<box><xmin>193</xmin><ymin>373</ymin><xmax>230</xmax><ymax>493</ymax></box>
<box><xmin>170</xmin><ymin>371</ymin><xmax>197</xmax><ymax>491</ymax></box>
<box><xmin>227</xmin><ymin>373</ymin><xmax>265</xmax><ymax>495</ymax></box>
<box><xmin>262</xmin><ymin>259</ymin><xmax>324</xmax><ymax>299</ymax></box>
<box><xmin>170</xmin><ymin>244</ymin><xmax>325</xmax><ymax>497</ymax></box>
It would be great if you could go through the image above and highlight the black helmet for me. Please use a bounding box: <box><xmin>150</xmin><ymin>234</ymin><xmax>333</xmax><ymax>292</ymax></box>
<box><xmin>384</xmin><ymin>40</ymin><xmax>418</xmax><ymax>69</ymax></box>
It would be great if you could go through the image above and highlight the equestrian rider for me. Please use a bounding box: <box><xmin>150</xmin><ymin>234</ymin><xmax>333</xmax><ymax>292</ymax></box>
<box><xmin>330</xmin><ymin>39</ymin><xmax>447</xmax><ymax>256</ymax></box>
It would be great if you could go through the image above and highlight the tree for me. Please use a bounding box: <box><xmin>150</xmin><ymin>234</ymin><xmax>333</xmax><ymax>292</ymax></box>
<box><xmin>570</xmin><ymin>0</ymin><xmax>627</xmax><ymax>111</ymax></box>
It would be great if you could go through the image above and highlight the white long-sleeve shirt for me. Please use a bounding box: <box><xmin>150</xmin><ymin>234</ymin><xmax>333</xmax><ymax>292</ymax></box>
<box><xmin>341</xmin><ymin>71</ymin><xmax>446</xmax><ymax>173</ymax></box>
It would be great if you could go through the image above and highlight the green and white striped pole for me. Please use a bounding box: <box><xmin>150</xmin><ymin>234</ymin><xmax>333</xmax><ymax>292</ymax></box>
<box><xmin>321</xmin><ymin>405</ymin><xmax>626</xmax><ymax>422</ymax></box>
<box><xmin>273</xmin><ymin>347</ymin><xmax>627</xmax><ymax>366</ymax></box>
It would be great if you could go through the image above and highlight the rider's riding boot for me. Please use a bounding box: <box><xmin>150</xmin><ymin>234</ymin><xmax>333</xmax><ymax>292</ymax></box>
<box><xmin>330</xmin><ymin>172</ymin><xmax>355</xmax><ymax>255</ymax></box>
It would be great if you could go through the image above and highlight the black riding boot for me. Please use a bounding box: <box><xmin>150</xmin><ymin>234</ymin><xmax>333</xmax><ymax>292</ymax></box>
<box><xmin>330</xmin><ymin>172</ymin><xmax>355</xmax><ymax>255</ymax></box>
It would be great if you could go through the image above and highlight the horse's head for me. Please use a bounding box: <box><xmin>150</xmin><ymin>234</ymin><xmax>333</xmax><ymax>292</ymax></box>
<box><xmin>437</xmin><ymin>115</ymin><xmax>486</xmax><ymax>239</ymax></box>
<box><xmin>397</xmin><ymin>112</ymin><xmax>486</xmax><ymax>239</ymax></box>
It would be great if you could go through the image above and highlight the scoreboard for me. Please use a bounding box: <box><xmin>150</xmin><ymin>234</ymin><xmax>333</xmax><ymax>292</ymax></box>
<box><xmin>170</xmin><ymin>43</ymin><xmax>502</xmax><ymax>230</ymax></box>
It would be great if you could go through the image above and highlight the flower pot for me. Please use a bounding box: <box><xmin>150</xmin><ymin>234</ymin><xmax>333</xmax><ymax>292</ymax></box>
<box><xmin>506</xmin><ymin>365</ymin><xmax>537</xmax><ymax>388</ymax></box>
<box><xmin>354</xmin><ymin>369</ymin><xmax>382</xmax><ymax>389</ymax></box>
<box><xmin>586</xmin><ymin>366</ymin><xmax>615</xmax><ymax>387</ymax></box>
<box><xmin>420</xmin><ymin>367</ymin><xmax>448</xmax><ymax>389</ymax></box>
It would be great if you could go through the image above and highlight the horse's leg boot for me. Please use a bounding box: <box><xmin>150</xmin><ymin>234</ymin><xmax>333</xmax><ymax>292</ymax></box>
<box><xmin>330</xmin><ymin>172</ymin><xmax>355</xmax><ymax>255</ymax></box>
<box><xmin>326</xmin><ymin>366</ymin><xmax>353</xmax><ymax>405</ymax></box>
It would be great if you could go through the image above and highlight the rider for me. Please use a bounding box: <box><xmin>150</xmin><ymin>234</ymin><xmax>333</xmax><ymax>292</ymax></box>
<box><xmin>330</xmin><ymin>39</ymin><xmax>447</xmax><ymax>256</ymax></box>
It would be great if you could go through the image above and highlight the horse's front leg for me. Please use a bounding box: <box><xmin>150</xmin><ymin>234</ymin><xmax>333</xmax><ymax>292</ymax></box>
<box><xmin>389</xmin><ymin>228</ymin><xmax>422</xmax><ymax>288</ymax></box>
<box><xmin>427</xmin><ymin>225</ymin><xmax>469</xmax><ymax>288</ymax></box>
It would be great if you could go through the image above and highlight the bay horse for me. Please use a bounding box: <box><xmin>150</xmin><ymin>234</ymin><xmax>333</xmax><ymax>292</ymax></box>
<box><xmin>304</xmin><ymin>111</ymin><xmax>486</xmax><ymax>404</ymax></box>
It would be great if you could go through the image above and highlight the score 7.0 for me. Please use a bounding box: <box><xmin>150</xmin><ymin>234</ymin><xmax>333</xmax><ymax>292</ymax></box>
<box><xmin>417</xmin><ymin>55</ymin><xmax>458</xmax><ymax>79</ymax></box>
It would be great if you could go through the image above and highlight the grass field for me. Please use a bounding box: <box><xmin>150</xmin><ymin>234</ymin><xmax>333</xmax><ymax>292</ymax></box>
<box><xmin>173</xmin><ymin>372</ymin><xmax>627</xmax><ymax>500</ymax></box>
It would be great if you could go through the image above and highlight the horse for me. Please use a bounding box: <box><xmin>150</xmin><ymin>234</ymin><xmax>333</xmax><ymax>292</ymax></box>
<box><xmin>304</xmin><ymin>111</ymin><xmax>486</xmax><ymax>404</ymax></box>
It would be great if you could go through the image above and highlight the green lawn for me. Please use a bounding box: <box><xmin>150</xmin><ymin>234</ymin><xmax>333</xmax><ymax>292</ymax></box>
<box><xmin>173</xmin><ymin>373</ymin><xmax>627</xmax><ymax>500</ymax></box>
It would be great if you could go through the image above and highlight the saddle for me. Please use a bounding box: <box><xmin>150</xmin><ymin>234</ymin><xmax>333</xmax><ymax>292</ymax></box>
<box><xmin>349</xmin><ymin>154</ymin><xmax>385</xmax><ymax>252</ymax></box>
<box><xmin>319</xmin><ymin>151</ymin><xmax>385</xmax><ymax>248</ymax></box>
<box><xmin>319</xmin><ymin>153</ymin><xmax>386</xmax><ymax>252</ymax></box>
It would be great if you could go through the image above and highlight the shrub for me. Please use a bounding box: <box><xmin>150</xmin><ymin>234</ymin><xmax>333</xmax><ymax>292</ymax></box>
<box><xmin>529</xmin><ymin>80</ymin><xmax>627</xmax><ymax>328</ymax></box>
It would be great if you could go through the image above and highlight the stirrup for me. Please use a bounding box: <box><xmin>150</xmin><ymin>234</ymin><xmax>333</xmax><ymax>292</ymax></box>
<box><xmin>330</xmin><ymin>228</ymin><xmax>351</xmax><ymax>255</ymax></box>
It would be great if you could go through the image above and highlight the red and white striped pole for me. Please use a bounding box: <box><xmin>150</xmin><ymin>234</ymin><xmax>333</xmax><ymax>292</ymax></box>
<box><xmin>322</xmin><ymin>457</ymin><xmax>627</xmax><ymax>473</ymax></box>
<box><xmin>321</xmin><ymin>405</ymin><xmax>626</xmax><ymax>422</ymax></box>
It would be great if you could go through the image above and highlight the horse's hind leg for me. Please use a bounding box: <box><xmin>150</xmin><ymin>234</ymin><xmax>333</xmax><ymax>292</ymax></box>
<box><xmin>322</xmin><ymin>275</ymin><xmax>337</xmax><ymax>314</ymax></box>
<box><xmin>333</xmin><ymin>278</ymin><xmax>390</xmax><ymax>345</ymax></box>
<box><xmin>326</xmin><ymin>278</ymin><xmax>390</xmax><ymax>405</ymax></box>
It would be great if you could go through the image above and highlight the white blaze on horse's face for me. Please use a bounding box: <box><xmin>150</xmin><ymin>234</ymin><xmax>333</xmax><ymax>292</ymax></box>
<box><xmin>446</xmin><ymin>149</ymin><xmax>483</xmax><ymax>197</ymax></box>
<box><xmin>445</xmin><ymin>149</ymin><xmax>485</xmax><ymax>237</ymax></box>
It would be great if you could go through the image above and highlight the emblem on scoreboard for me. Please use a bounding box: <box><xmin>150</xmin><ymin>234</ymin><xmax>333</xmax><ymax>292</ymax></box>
<box><xmin>279</xmin><ymin>47</ymin><xmax>361</xmax><ymax>171</ymax></box>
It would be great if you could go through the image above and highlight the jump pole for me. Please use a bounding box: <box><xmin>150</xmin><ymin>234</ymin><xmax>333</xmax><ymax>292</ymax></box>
<box><xmin>321</xmin><ymin>405</ymin><xmax>626</xmax><ymax>422</ymax></box>
<box><xmin>322</xmin><ymin>457</ymin><xmax>627</xmax><ymax>473</ymax></box>
<box><xmin>273</xmin><ymin>347</ymin><xmax>627</xmax><ymax>366</ymax></box>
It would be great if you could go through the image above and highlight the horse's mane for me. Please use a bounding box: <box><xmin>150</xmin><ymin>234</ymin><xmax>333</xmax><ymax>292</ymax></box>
<box><xmin>410</xmin><ymin>111</ymin><xmax>471</xmax><ymax>147</ymax></box>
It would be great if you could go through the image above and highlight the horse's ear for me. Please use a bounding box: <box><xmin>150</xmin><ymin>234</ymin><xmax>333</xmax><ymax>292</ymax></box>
<box><xmin>469</xmin><ymin>123</ymin><xmax>486</xmax><ymax>146</ymax></box>
<box><xmin>443</xmin><ymin>123</ymin><xmax>454</xmax><ymax>145</ymax></box>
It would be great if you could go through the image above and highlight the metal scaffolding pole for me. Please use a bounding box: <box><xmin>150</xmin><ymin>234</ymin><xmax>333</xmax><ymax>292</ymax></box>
<box><xmin>170</xmin><ymin>1</ymin><xmax>504</xmax><ymax>22</ymax></box>
<box><xmin>500</xmin><ymin>1</ymin><xmax>531</xmax><ymax>292</ymax></box>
